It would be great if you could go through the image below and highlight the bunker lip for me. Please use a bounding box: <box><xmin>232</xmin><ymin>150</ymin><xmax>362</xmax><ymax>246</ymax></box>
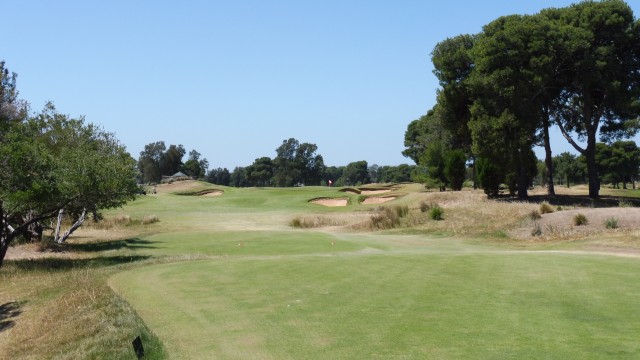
<box><xmin>310</xmin><ymin>197</ymin><xmax>349</xmax><ymax>207</ymax></box>
<box><xmin>361</xmin><ymin>196</ymin><xmax>396</xmax><ymax>205</ymax></box>
<box><xmin>179</xmin><ymin>189</ymin><xmax>224</xmax><ymax>196</ymax></box>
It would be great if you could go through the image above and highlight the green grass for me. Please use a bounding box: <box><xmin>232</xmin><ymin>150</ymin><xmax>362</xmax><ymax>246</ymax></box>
<box><xmin>5</xmin><ymin>181</ymin><xmax>640</xmax><ymax>359</ymax></box>
<box><xmin>111</xmin><ymin>252</ymin><xmax>640</xmax><ymax>359</ymax></box>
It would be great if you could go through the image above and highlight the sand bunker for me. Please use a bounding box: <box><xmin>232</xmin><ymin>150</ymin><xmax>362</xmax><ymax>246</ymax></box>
<box><xmin>361</xmin><ymin>196</ymin><xmax>396</xmax><ymax>205</ymax></box>
<box><xmin>310</xmin><ymin>198</ymin><xmax>348</xmax><ymax>207</ymax></box>
<box><xmin>360</xmin><ymin>189</ymin><xmax>391</xmax><ymax>195</ymax></box>
<box><xmin>199</xmin><ymin>190</ymin><xmax>224</xmax><ymax>197</ymax></box>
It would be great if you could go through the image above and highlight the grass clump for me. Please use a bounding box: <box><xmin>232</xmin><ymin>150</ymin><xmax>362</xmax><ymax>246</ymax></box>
<box><xmin>141</xmin><ymin>215</ymin><xmax>160</xmax><ymax>225</ymax></box>
<box><xmin>529</xmin><ymin>210</ymin><xmax>541</xmax><ymax>220</ymax></box>
<box><xmin>573</xmin><ymin>213</ymin><xmax>588</xmax><ymax>226</ymax></box>
<box><xmin>419</xmin><ymin>201</ymin><xmax>430</xmax><ymax>213</ymax></box>
<box><xmin>290</xmin><ymin>216</ymin><xmax>345</xmax><ymax>228</ymax></box>
<box><xmin>531</xmin><ymin>222</ymin><xmax>542</xmax><ymax>237</ymax></box>
<box><xmin>618</xmin><ymin>199</ymin><xmax>633</xmax><ymax>208</ymax></box>
<box><xmin>370</xmin><ymin>207</ymin><xmax>400</xmax><ymax>230</ymax></box>
<box><xmin>429</xmin><ymin>204</ymin><xmax>444</xmax><ymax>221</ymax></box>
<box><xmin>394</xmin><ymin>205</ymin><xmax>409</xmax><ymax>218</ymax></box>
<box><xmin>604</xmin><ymin>217</ymin><xmax>619</xmax><ymax>229</ymax></box>
<box><xmin>539</xmin><ymin>201</ymin><xmax>554</xmax><ymax>214</ymax></box>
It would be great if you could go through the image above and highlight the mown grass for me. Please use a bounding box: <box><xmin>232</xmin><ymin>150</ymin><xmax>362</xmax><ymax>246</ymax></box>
<box><xmin>111</xmin><ymin>252</ymin><xmax>640</xmax><ymax>359</ymax></box>
<box><xmin>4</xmin><ymin>182</ymin><xmax>640</xmax><ymax>359</ymax></box>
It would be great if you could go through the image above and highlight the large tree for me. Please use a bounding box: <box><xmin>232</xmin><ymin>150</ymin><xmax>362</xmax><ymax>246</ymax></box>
<box><xmin>272</xmin><ymin>138</ymin><xmax>325</xmax><ymax>187</ymax></box>
<box><xmin>1</xmin><ymin>103</ymin><xmax>138</xmax><ymax>266</ymax></box>
<box><xmin>544</xmin><ymin>0</ymin><xmax>640</xmax><ymax>198</ymax></box>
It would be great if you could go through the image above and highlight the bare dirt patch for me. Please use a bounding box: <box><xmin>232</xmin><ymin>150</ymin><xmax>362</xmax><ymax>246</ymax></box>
<box><xmin>361</xmin><ymin>196</ymin><xmax>396</xmax><ymax>205</ymax></box>
<box><xmin>511</xmin><ymin>207</ymin><xmax>640</xmax><ymax>240</ymax></box>
<box><xmin>310</xmin><ymin>198</ymin><xmax>348</xmax><ymax>207</ymax></box>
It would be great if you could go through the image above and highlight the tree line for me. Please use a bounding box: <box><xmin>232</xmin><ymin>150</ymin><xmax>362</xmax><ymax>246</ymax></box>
<box><xmin>204</xmin><ymin>138</ymin><xmax>419</xmax><ymax>187</ymax></box>
<box><xmin>137</xmin><ymin>142</ymin><xmax>209</xmax><ymax>183</ymax></box>
<box><xmin>404</xmin><ymin>0</ymin><xmax>640</xmax><ymax>199</ymax></box>
<box><xmin>0</xmin><ymin>62</ymin><xmax>139</xmax><ymax>267</ymax></box>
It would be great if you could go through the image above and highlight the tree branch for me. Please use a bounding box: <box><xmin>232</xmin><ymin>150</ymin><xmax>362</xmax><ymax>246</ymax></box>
<box><xmin>556</xmin><ymin>120</ymin><xmax>586</xmax><ymax>155</ymax></box>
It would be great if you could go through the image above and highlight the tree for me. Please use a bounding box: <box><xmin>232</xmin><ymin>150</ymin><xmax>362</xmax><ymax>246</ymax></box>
<box><xmin>1</xmin><ymin>103</ymin><xmax>138</xmax><ymax>266</ymax></box>
<box><xmin>341</xmin><ymin>161</ymin><xmax>369</xmax><ymax>186</ymax></box>
<box><xmin>553</xmin><ymin>152</ymin><xmax>585</xmax><ymax>188</ymax></box>
<box><xmin>444</xmin><ymin>150</ymin><xmax>467</xmax><ymax>191</ymax></box>
<box><xmin>138</xmin><ymin>141</ymin><xmax>166</xmax><ymax>183</ymax></box>
<box><xmin>247</xmin><ymin>157</ymin><xmax>273</xmax><ymax>186</ymax></box>
<box><xmin>160</xmin><ymin>144</ymin><xmax>186</xmax><ymax>176</ymax></box>
<box><xmin>272</xmin><ymin>138</ymin><xmax>325</xmax><ymax>187</ymax></box>
<box><xmin>595</xmin><ymin>141</ymin><xmax>640</xmax><ymax>189</ymax></box>
<box><xmin>230</xmin><ymin>167</ymin><xmax>250</xmax><ymax>187</ymax></box>
<box><xmin>545</xmin><ymin>1</ymin><xmax>640</xmax><ymax>198</ymax></box>
<box><xmin>206</xmin><ymin>167</ymin><xmax>230</xmax><ymax>186</ymax></box>
<box><xmin>182</xmin><ymin>149</ymin><xmax>208</xmax><ymax>179</ymax></box>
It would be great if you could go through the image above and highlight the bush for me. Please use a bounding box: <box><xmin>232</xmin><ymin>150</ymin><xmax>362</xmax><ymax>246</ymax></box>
<box><xmin>573</xmin><ymin>213</ymin><xmax>588</xmax><ymax>226</ymax></box>
<box><xmin>476</xmin><ymin>157</ymin><xmax>502</xmax><ymax>197</ymax></box>
<box><xmin>444</xmin><ymin>149</ymin><xmax>467</xmax><ymax>191</ymax></box>
<box><xmin>539</xmin><ymin>201</ymin><xmax>554</xmax><ymax>214</ymax></box>
<box><xmin>529</xmin><ymin>210</ymin><xmax>541</xmax><ymax>220</ymax></box>
<box><xmin>394</xmin><ymin>205</ymin><xmax>409</xmax><ymax>218</ymax></box>
<box><xmin>429</xmin><ymin>204</ymin><xmax>444</xmax><ymax>220</ymax></box>
<box><xmin>419</xmin><ymin>201</ymin><xmax>430</xmax><ymax>213</ymax></box>
<box><xmin>370</xmin><ymin>207</ymin><xmax>400</xmax><ymax>229</ymax></box>
<box><xmin>604</xmin><ymin>217</ymin><xmax>619</xmax><ymax>229</ymax></box>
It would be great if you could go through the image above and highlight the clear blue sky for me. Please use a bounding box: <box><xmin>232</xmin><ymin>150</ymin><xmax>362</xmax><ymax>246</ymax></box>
<box><xmin>3</xmin><ymin>1</ymin><xmax>639</xmax><ymax>169</ymax></box>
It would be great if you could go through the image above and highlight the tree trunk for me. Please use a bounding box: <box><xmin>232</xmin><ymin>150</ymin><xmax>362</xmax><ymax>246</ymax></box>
<box><xmin>472</xmin><ymin>157</ymin><xmax>477</xmax><ymax>190</ymax></box>
<box><xmin>586</xmin><ymin>130</ymin><xmax>600</xmax><ymax>199</ymax></box>
<box><xmin>517</xmin><ymin>148</ymin><xmax>529</xmax><ymax>200</ymax></box>
<box><xmin>55</xmin><ymin>209</ymin><xmax>87</xmax><ymax>244</ymax></box>
<box><xmin>542</xmin><ymin>114</ymin><xmax>555</xmax><ymax>196</ymax></box>
<box><xmin>54</xmin><ymin>209</ymin><xmax>64</xmax><ymax>243</ymax></box>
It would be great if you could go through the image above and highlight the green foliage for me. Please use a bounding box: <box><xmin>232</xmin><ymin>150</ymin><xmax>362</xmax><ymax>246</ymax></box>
<box><xmin>429</xmin><ymin>204</ymin><xmax>444</xmax><ymax>220</ymax></box>
<box><xmin>573</xmin><ymin>213</ymin><xmax>588</xmax><ymax>226</ymax></box>
<box><xmin>444</xmin><ymin>149</ymin><xmax>467</xmax><ymax>191</ymax></box>
<box><xmin>553</xmin><ymin>152</ymin><xmax>585</xmax><ymax>188</ymax></box>
<box><xmin>604</xmin><ymin>217</ymin><xmax>619</xmax><ymax>229</ymax></box>
<box><xmin>476</xmin><ymin>157</ymin><xmax>502</xmax><ymax>197</ymax></box>
<box><xmin>340</xmin><ymin>160</ymin><xmax>369</xmax><ymax>186</ymax></box>
<box><xmin>272</xmin><ymin>138</ymin><xmax>325</xmax><ymax>187</ymax></box>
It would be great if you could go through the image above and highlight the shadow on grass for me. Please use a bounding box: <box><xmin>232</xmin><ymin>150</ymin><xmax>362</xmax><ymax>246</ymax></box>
<box><xmin>499</xmin><ymin>194</ymin><xmax>640</xmax><ymax>208</ymax></box>
<box><xmin>0</xmin><ymin>301</ymin><xmax>25</xmax><ymax>333</ymax></box>
<box><xmin>5</xmin><ymin>255</ymin><xmax>151</xmax><ymax>272</ymax></box>
<box><xmin>66</xmin><ymin>238</ymin><xmax>160</xmax><ymax>252</ymax></box>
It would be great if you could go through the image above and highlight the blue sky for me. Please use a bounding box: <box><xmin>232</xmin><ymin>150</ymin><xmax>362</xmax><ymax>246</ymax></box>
<box><xmin>3</xmin><ymin>1</ymin><xmax>639</xmax><ymax>169</ymax></box>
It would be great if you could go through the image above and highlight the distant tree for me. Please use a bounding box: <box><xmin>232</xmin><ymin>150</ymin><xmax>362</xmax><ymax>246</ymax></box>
<box><xmin>247</xmin><ymin>157</ymin><xmax>273</xmax><ymax>186</ymax></box>
<box><xmin>138</xmin><ymin>141</ymin><xmax>166</xmax><ymax>183</ymax></box>
<box><xmin>325</xmin><ymin>166</ymin><xmax>344</xmax><ymax>186</ymax></box>
<box><xmin>341</xmin><ymin>161</ymin><xmax>369</xmax><ymax>186</ymax></box>
<box><xmin>160</xmin><ymin>144</ymin><xmax>186</xmax><ymax>176</ymax></box>
<box><xmin>595</xmin><ymin>141</ymin><xmax>640</xmax><ymax>189</ymax></box>
<box><xmin>182</xmin><ymin>149</ymin><xmax>208</xmax><ymax>179</ymax></box>
<box><xmin>206</xmin><ymin>167</ymin><xmax>230</xmax><ymax>186</ymax></box>
<box><xmin>272</xmin><ymin>138</ymin><xmax>325</xmax><ymax>186</ymax></box>
<box><xmin>230</xmin><ymin>167</ymin><xmax>249</xmax><ymax>187</ymax></box>
<box><xmin>476</xmin><ymin>157</ymin><xmax>502</xmax><ymax>197</ymax></box>
<box><xmin>553</xmin><ymin>152</ymin><xmax>585</xmax><ymax>188</ymax></box>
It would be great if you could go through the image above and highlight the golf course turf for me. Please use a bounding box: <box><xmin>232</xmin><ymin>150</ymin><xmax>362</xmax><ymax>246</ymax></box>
<box><xmin>104</xmin><ymin>182</ymin><xmax>640</xmax><ymax>359</ymax></box>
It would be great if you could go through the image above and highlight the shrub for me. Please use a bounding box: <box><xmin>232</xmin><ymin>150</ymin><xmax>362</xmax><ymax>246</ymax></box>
<box><xmin>539</xmin><ymin>201</ymin><xmax>554</xmax><ymax>214</ymax></box>
<box><xmin>394</xmin><ymin>205</ymin><xmax>409</xmax><ymax>218</ymax></box>
<box><xmin>618</xmin><ymin>199</ymin><xmax>633</xmax><ymax>208</ymax></box>
<box><xmin>531</xmin><ymin>222</ymin><xmax>542</xmax><ymax>237</ymax></box>
<box><xmin>419</xmin><ymin>201</ymin><xmax>430</xmax><ymax>213</ymax></box>
<box><xmin>573</xmin><ymin>213</ymin><xmax>588</xmax><ymax>226</ymax></box>
<box><xmin>370</xmin><ymin>207</ymin><xmax>400</xmax><ymax>229</ymax></box>
<box><xmin>556</xmin><ymin>205</ymin><xmax>563</xmax><ymax>211</ymax></box>
<box><xmin>476</xmin><ymin>157</ymin><xmax>502</xmax><ymax>197</ymax></box>
<box><xmin>429</xmin><ymin>204</ymin><xmax>444</xmax><ymax>220</ymax></box>
<box><xmin>444</xmin><ymin>149</ymin><xmax>467</xmax><ymax>191</ymax></box>
<box><xmin>142</xmin><ymin>215</ymin><xmax>159</xmax><ymax>225</ymax></box>
<box><xmin>604</xmin><ymin>217</ymin><xmax>619</xmax><ymax>229</ymax></box>
<box><xmin>529</xmin><ymin>210</ymin><xmax>541</xmax><ymax>220</ymax></box>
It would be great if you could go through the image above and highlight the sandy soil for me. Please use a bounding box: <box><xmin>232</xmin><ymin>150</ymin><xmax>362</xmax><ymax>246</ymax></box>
<box><xmin>360</xmin><ymin>190</ymin><xmax>391</xmax><ymax>195</ymax></box>
<box><xmin>200</xmin><ymin>190</ymin><xmax>224</xmax><ymax>197</ymax></box>
<box><xmin>361</xmin><ymin>196</ymin><xmax>396</xmax><ymax>205</ymax></box>
<box><xmin>152</xmin><ymin>180</ymin><xmax>201</xmax><ymax>194</ymax></box>
<box><xmin>310</xmin><ymin>198</ymin><xmax>348</xmax><ymax>207</ymax></box>
<box><xmin>511</xmin><ymin>207</ymin><xmax>640</xmax><ymax>239</ymax></box>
